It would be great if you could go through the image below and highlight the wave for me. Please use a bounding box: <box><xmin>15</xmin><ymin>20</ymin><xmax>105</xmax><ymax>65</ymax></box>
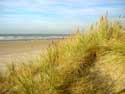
<box><xmin>0</xmin><ymin>34</ymin><xmax>68</xmax><ymax>41</ymax></box>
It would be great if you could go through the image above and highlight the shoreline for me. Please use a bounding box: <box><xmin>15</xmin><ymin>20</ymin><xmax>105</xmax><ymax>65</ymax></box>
<box><xmin>0</xmin><ymin>38</ymin><xmax>65</xmax><ymax>41</ymax></box>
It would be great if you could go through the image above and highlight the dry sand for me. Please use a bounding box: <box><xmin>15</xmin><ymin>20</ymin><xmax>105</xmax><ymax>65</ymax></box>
<box><xmin>0</xmin><ymin>40</ymin><xmax>52</xmax><ymax>72</ymax></box>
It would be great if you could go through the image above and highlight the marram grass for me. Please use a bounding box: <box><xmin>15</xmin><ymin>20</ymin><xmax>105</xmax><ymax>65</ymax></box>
<box><xmin>0</xmin><ymin>16</ymin><xmax>125</xmax><ymax>94</ymax></box>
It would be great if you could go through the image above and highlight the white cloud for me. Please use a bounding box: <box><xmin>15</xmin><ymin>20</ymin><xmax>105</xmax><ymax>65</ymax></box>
<box><xmin>0</xmin><ymin>0</ymin><xmax>125</xmax><ymax>33</ymax></box>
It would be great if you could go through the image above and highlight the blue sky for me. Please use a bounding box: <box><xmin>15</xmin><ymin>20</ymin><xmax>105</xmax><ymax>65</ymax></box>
<box><xmin>0</xmin><ymin>0</ymin><xmax>125</xmax><ymax>34</ymax></box>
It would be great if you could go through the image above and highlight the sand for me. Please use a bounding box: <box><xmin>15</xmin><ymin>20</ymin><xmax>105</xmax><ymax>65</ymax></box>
<box><xmin>0</xmin><ymin>40</ymin><xmax>52</xmax><ymax>72</ymax></box>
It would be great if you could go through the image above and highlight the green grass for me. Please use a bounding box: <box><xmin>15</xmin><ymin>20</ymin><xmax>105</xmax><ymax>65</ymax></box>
<box><xmin>0</xmin><ymin>16</ymin><xmax>125</xmax><ymax>94</ymax></box>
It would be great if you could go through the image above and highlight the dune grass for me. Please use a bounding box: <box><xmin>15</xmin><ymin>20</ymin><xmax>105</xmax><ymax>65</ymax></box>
<box><xmin>0</xmin><ymin>16</ymin><xmax>125</xmax><ymax>94</ymax></box>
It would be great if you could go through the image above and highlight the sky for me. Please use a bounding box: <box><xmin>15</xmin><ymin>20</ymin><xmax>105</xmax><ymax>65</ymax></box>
<box><xmin>0</xmin><ymin>0</ymin><xmax>125</xmax><ymax>34</ymax></box>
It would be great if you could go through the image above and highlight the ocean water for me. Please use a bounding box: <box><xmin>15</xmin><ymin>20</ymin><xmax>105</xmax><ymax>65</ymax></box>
<box><xmin>0</xmin><ymin>34</ymin><xmax>68</xmax><ymax>41</ymax></box>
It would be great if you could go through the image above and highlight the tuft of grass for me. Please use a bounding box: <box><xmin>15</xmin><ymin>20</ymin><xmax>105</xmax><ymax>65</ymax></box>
<box><xmin>0</xmin><ymin>16</ymin><xmax>125</xmax><ymax>94</ymax></box>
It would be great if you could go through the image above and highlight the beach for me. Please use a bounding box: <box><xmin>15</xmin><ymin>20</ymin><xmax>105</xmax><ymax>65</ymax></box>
<box><xmin>0</xmin><ymin>40</ymin><xmax>52</xmax><ymax>72</ymax></box>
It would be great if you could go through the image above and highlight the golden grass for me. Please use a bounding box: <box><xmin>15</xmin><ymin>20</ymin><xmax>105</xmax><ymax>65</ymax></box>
<box><xmin>0</xmin><ymin>16</ymin><xmax>125</xmax><ymax>94</ymax></box>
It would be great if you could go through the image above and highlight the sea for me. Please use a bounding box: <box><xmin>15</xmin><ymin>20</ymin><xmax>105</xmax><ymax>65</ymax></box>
<box><xmin>0</xmin><ymin>34</ymin><xmax>68</xmax><ymax>41</ymax></box>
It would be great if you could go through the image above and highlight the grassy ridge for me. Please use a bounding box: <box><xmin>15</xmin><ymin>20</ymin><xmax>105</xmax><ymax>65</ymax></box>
<box><xmin>0</xmin><ymin>16</ymin><xmax>125</xmax><ymax>94</ymax></box>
